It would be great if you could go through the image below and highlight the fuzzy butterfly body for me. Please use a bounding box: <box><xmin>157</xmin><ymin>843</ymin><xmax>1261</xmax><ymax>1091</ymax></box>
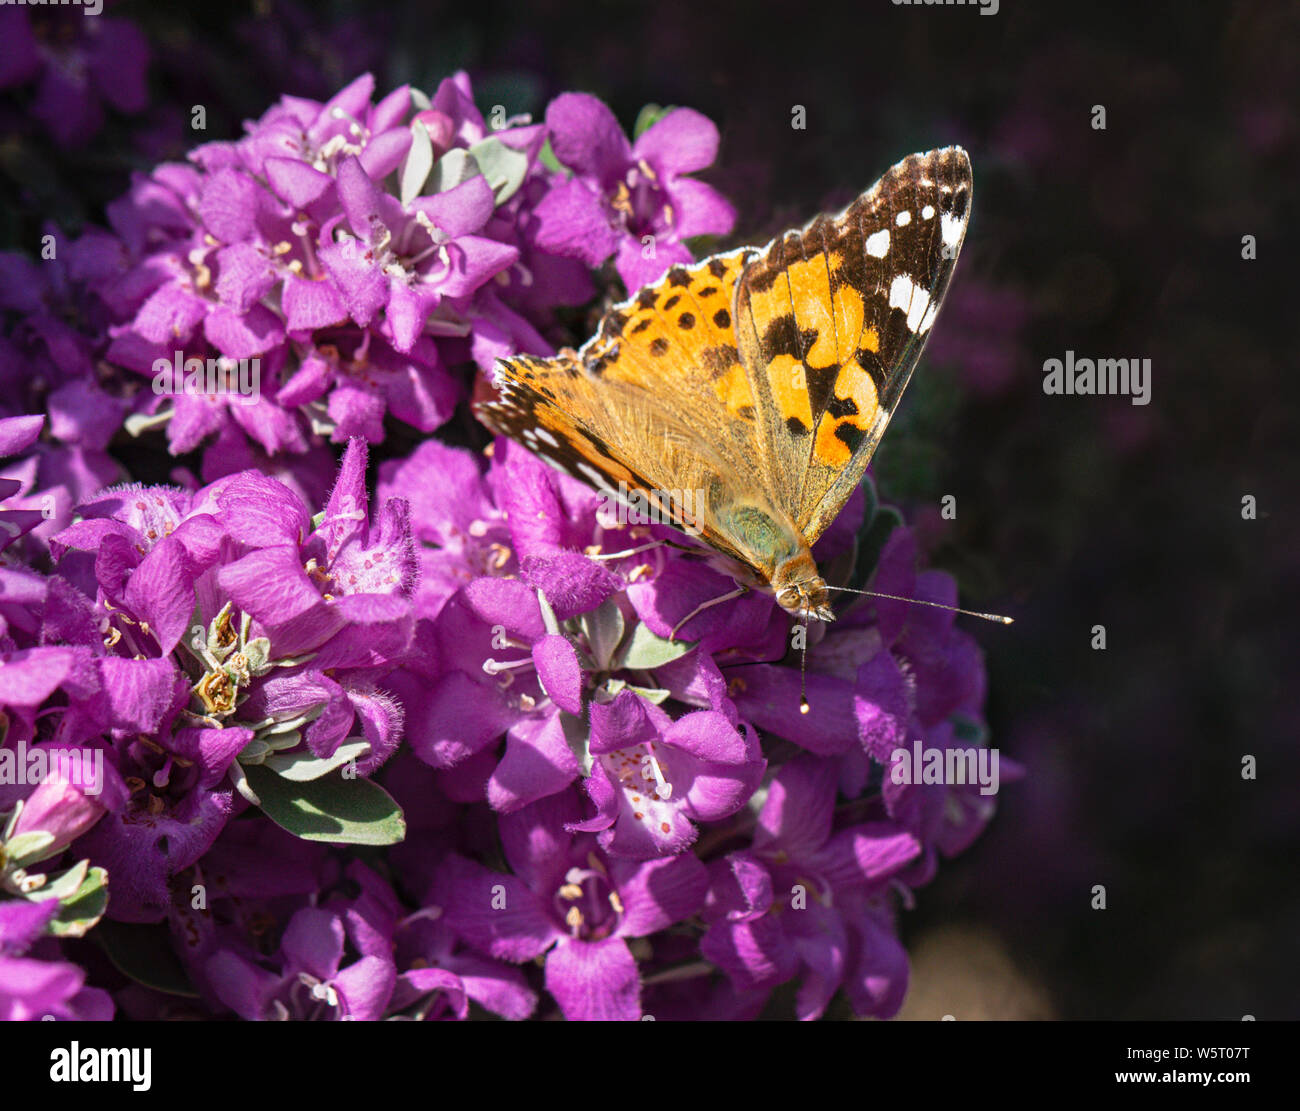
<box><xmin>475</xmin><ymin>146</ymin><xmax>972</xmax><ymax>621</ymax></box>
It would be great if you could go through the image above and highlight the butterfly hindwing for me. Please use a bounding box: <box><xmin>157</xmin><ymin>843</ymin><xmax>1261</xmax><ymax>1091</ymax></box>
<box><xmin>735</xmin><ymin>146</ymin><xmax>972</xmax><ymax>544</ymax></box>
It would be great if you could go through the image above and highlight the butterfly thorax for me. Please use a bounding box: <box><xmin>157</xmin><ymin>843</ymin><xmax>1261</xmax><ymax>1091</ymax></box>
<box><xmin>710</xmin><ymin>495</ymin><xmax>834</xmax><ymax>623</ymax></box>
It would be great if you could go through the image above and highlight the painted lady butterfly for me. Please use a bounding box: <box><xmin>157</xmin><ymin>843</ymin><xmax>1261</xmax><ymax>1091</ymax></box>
<box><xmin>477</xmin><ymin>146</ymin><xmax>973</xmax><ymax>626</ymax></box>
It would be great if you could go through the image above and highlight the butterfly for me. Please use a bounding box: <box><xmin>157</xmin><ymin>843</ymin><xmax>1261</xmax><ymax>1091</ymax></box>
<box><xmin>476</xmin><ymin>146</ymin><xmax>972</xmax><ymax>627</ymax></box>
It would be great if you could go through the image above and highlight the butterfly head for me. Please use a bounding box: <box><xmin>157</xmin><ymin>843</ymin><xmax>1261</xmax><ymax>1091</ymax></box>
<box><xmin>771</xmin><ymin>550</ymin><xmax>835</xmax><ymax>623</ymax></box>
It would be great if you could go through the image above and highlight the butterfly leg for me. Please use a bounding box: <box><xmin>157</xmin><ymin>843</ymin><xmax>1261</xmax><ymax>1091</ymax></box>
<box><xmin>669</xmin><ymin>585</ymin><xmax>749</xmax><ymax>642</ymax></box>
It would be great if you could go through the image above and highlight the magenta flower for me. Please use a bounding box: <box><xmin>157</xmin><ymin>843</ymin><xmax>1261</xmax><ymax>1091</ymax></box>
<box><xmin>700</xmin><ymin>756</ymin><xmax>920</xmax><ymax>1019</ymax></box>
<box><xmin>438</xmin><ymin>791</ymin><xmax>709</xmax><ymax>1020</ymax></box>
<box><xmin>0</xmin><ymin>7</ymin><xmax>148</xmax><ymax>148</ymax></box>
<box><xmin>534</xmin><ymin>93</ymin><xmax>736</xmax><ymax>291</ymax></box>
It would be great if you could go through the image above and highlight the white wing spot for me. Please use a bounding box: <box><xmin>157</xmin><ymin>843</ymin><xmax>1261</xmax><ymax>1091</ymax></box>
<box><xmin>865</xmin><ymin>228</ymin><xmax>890</xmax><ymax>257</ymax></box>
<box><xmin>941</xmin><ymin>211</ymin><xmax>965</xmax><ymax>250</ymax></box>
<box><xmin>921</xmin><ymin>204</ymin><xmax>935</xmax><ymax>220</ymax></box>
<box><xmin>534</xmin><ymin>428</ymin><xmax>559</xmax><ymax>448</ymax></box>
<box><xmin>895</xmin><ymin>210</ymin><xmax>911</xmax><ymax>226</ymax></box>
<box><xmin>889</xmin><ymin>274</ymin><xmax>933</xmax><ymax>334</ymax></box>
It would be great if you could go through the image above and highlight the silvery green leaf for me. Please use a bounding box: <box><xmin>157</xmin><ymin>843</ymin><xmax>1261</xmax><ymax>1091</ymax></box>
<box><xmin>243</xmin><ymin>636</ymin><xmax>273</xmax><ymax>676</ymax></box>
<box><xmin>263</xmin><ymin>730</ymin><xmax>302</xmax><ymax>753</ymax></box>
<box><xmin>617</xmin><ymin>624</ymin><xmax>697</xmax><ymax>670</ymax></box>
<box><xmin>633</xmin><ymin>103</ymin><xmax>674</xmax><ymax>138</ymax></box>
<box><xmin>400</xmin><ymin>119</ymin><xmax>435</xmax><ymax>205</ymax></box>
<box><xmin>467</xmin><ymin>137</ymin><xmax>529</xmax><ymax>204</ymax></box>
<box><xmin>238</xmin><ymin>736</ymin><xmax>271</xmax><ymax>763</ymax></box>
<box><xmin>228</xmin><ymin>761</ymin><xmax>261</xmax><ymax>806</ymax></box>
<box><xmin>582</xmin><ymin>599</ymin><xmax>625</xmax><ymax>671</ymax></box>
<box><xmin>263</xmin><ymin>739</ymin><xmax>371</xmax><ymax>782</ymax></box>
<box><xmin>2</xmin><ymin>831</ymin><xmax>55</xmax><ymax>869</ymax></box>
<box><xmin>538</xmin><ymin>137</ymin><xmax>565</xmax><ymax>174</ymax></box>
<box><xmin>46</xmin><ymin>865</ymin><xmax>108</xmax><ymax>938</ymax></box>
<box><xmin>32</xmin><ymin>857</ymin><xmax>88</xmax><ymax>902</ymax></box>
<box><xmin>244</xmin><ymin>765</ymin><xmax>405</xmax><ymax>846</ymax></box>
<box><xmin>429</xmin><ymin>148</ymin><xmax>481</xmax><ymax>195</ymax></box>
<box><xmin>594</xmin><ymin>677</ymin><xmax>626</xmax><ymax>702</ymax></box>
<box><xmin>627</xmin><ymin>685</ymin><xmax>672</xmax><ymax>705</ymax></box>
<box><xmin>537</xmin><ymin>590</ymin><xmax>561</xmax><ymax>636</ymax></box>
<box><xmin>562</xmin><ymin>714</ymin><xmax>592</xmax><ymax>778</ymax></box>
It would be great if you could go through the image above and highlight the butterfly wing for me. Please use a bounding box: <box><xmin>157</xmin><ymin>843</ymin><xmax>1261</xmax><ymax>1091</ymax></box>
<box><xmin>475</xmin><ymin>248</ymin><xmax>776</xmax><ymax>575</ymax></box>
<box><xmin>734</xmin><ymin>146</ymin><xmax>972</xmax><ymax>544</ymax></box>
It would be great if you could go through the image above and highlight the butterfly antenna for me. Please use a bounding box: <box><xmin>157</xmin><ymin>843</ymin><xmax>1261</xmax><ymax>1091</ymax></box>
<box><xmin>823</xmin><ymin>585</ymin><xmax>1014</xmax><ymax>625</ymax></box>
<box><xmin>799</xmin><ymin>617</ymin><xmax>811</xmax><ymax>715</ymax></box>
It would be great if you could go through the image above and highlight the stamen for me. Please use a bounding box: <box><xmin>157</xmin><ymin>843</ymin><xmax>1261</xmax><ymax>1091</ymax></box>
<box><xmin>642</xmin><ymin>753</ymin><xmax>672</xmax><ymax>800</ymax></box>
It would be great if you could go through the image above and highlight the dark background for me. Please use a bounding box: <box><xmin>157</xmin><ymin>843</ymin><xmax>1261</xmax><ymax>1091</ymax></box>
<box><xmin>5</xmin><ymin>0</ymin><xmax>1295</xmax><ymax>1019</ymax></box>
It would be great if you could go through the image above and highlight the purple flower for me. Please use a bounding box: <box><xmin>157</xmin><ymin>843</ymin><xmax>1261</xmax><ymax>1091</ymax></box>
<box><xmin>207</xmin><ymin>904</ymin><xmax>396</xmax><ymax>1020</ymax></box>
<box><xmin>0</xmin><ymin>900</ymin><xmax>114</xmax><ymax>1021</ymax></box>
<box><xmin>438</xmin><ymin>791</ymin><xmax>708</xmax><ymax>1020</ymax></box>
<box><xmin>534</xmin><ymin>93</ymin><xmax>736</xmax><ymax>292</ymax></box>
<box><xmin>700</xmin><ymin>756</ymin><xmax>920</xmax><ymax>1019</ymax></box>
<box><xmin>33</xmin><ymin>440</ymin><xmax>415</xmax><ymax>920</ymax></box>
<box><xmin>0</xmin><ymin>7</ymin><xmax>148</xmax><ymax>148</ymax></box>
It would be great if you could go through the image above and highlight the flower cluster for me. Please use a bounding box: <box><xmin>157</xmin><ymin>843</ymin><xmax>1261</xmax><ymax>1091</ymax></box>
<box><xmin>0</xmin><ymin>60</ymin><xmax>1008</xmax><ymax>1022</ymax></box>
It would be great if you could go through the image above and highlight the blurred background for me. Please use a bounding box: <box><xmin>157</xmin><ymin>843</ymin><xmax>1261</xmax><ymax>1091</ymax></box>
<box><xmin>2</xmin><ymin>0</ymin><xmax>1294</xmax><ymax>1019</ymax></box>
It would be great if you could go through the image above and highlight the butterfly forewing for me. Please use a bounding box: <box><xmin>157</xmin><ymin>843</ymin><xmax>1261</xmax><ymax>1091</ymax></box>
<box><xmin>739</xmin><ymin>146</ymin><xmax>971</xmax><ymax>544</ymax></box>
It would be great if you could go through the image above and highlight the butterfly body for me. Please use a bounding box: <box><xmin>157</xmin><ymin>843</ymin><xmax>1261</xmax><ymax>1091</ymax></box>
<box><xmin>476</xmin><ymin>146</ymin><xmax>972</xmax><ymax>623</ymax></box>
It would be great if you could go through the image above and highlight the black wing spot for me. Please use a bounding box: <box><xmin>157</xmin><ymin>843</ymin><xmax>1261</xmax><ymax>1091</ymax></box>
<box><xmin>713</xmin><ymin>308</ymin><xmax>731</xmax><ymax>329</ymax></box>
<box><xmin>649</xmin><ymin>337</ymin><xmax>669</xmax><ymax>357</ymax></box>
<box><xmin>631</xmin><ymin>317</ymin><xmax>652</xmax><ymax>334</ymax></box>
<box><xmin>667</xmin><ymin>267</ymin><xmax>691</xmax><ymax>287</ymax></box>
<box><xmin>785</xmin><ymin>415</ymin><xmax>809</xmax><ymax>435</ymax></box>
<box><xmin>663</xmin><ymin>294</ymin><xmax>681</xmax><ymax>311</ymax></box>
<box><xmin>827</xmin><ymin>395</ymin><xmax>858</xmax><ymax>418</ymax></box>
<box><xmin>708</xmin><ymin>258</ymin><xmax>728</xmax><ymax>278</ymax></box>
<box><xmin>678</xmin><ymin>312</ymin><xmax>695</xmax><ymax>330</ymax></box>
<box><xmin>702</xmin><ymin>344</ymin><xmax>739</xmax><ymax>376</ymax></box>
<box><xmin>834</xmin><ymin>422</ymin><xmax>866</xmax><ymax>453</ymax></box>
<box><xmin>637</xmin><ymin>288</ymin><xmax>658</xmax><ymax>309</ymax></box>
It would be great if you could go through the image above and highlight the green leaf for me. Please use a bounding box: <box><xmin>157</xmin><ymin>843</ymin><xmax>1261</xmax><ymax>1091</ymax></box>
<box><xmin>400</xmin><ymin>119</ymin><xmax>435</xmax><ymax>205</ymax></box>
<box><xmin>633</xmin><ymin>103</ymin><xmax>675</xmax><ymax>138</ymax></box>
<box><xmin>561</xmin><ymin>713</ymin><xmax>592</xmax><ymax>778</ymax></box>
<box><xmin>263</xmin><ymin>739</ymin><xmax>371</xmax><ymax>782</ymax></box>
<box><xmin>32</xmin><ymin>857</ymin><xmax>88</xmax><ymax>902</ymax></box>
<box><xmin>244</xmin><ymin>764</ymin><xmax>406</xmax><ymax>845</ymax></box>
<box><xmin>617</xmin><ymin>624</ymin><xmax>697</xmax><ymax>670</ymax></box>
<box><xmin>47</xmin><ymin>865</ymin><xmax>108</xmax><ymax>938</ymax></box>
<box><xmin>538</xmin><ymin>137</ymin><xmax>565</xmax><ymax>174</ymax></box>
<box><xmin>582</xmin><ymin>599</ymin><xmax>625</xmax><ymax>670</ymax></box>
<box><xmin>467</xmin><ymin>137</ymin><xmax>529</xmax><ymax>204</ymax></box>
<box><xmin>428</xmin><ymin>148</ymin><xmax>481</xmax><ymax>195</ymax></box>
<box><xmin>3</xmin><ymin>830</ymin><xmax>55</xmax><ymax>868</ymax></box>
<box><xmin>627</xmin><ymin>685</ymin><xmax>671</xmax><ymax>704</ymax></box>
<box><xmin>97</xmin><ymin>920</ymin><xmax>199</xmax><ymax>998</ymax></box>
